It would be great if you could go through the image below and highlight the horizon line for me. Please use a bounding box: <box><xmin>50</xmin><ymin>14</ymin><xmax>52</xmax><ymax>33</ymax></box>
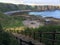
<box><xmin>0</xmin><ymin>2</ymin><xmax>60</xmax><ymax>6</ymax></box>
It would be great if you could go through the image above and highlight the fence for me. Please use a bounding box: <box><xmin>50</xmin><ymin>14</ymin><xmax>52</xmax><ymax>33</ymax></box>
<box><xmin>38</xmin><ymin>31</ymin><xmax>60</xmax><ymax>45</ymax></box>
<box><xmin>22</xmin><ymin>30</ymin><xmax>60</xmax><ymax>45</ymax></box>
<box><xmin>7</xmin><ymin>29</ymin><xmax>60</xmax><ymax>45</ymax></box>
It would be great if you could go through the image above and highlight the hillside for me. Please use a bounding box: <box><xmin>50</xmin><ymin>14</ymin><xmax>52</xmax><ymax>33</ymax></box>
<box><xmin>0</xmin><ymin>12</ymin><xmax>24</xmax><ymax>28</ymax></box>
<box><xmin>0</xmin><ymin>3</ymin><xmax>60</xmax><ymax>12</ymax></box>
<box><xmin>0</xmin><ymin>3</ymin><xmax>19</xmax><ymax>12</ymax></box>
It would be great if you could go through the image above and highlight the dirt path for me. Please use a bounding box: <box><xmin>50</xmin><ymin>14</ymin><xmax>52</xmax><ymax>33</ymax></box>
<box><xmin>13</xmin><ymin>33</ymin><xmax>45</xmax><ymax>45</ymax></box>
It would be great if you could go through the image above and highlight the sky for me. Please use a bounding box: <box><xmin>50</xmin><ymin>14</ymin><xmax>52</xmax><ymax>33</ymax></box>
<box><xmin>0</xmin><ymin>0</ymin><xmax>60</xmax><ymax>5</ymax></box>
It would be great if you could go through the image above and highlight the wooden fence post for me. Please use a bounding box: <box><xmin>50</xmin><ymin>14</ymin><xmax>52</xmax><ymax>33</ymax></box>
<box><xmin>29</xmin><ymin>41</ymin><xmax>34</xmax><ymax>45</ymax></box>
<box><xmin>29</xmin><ymin>31</ymin><xmax>31</xmax><ymax>37</ymax></box>
<box><xmin>39</xmin><ymin>30</ymin><xmax>42</xmax><ymax>42</ymax></box>
<box><xmin>33</xmin><ymin>32</ymin><xmax>35</xmax><ymax>40</ymax></box>
<box><xmin>19</xmin><ymin>39</ymin><xmax>22</xmax><ymax>45</ymax></box>
<box><xmin>52</xmin><ymin>30</ymin><xmax>56</xmax><ymax>45</ymax></box>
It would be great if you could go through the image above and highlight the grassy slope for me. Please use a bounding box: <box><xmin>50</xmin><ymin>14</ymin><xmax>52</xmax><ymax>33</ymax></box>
<box><xmin>0</xmin><ymin>24</ymin><xmax>19</xmax><ymax>45</ymax></box>
<box><xmin>0</xmin><ymin>3</ymin><xmax>19</xmax><ymax>12</ymax></box>
<box><xmin>0</xmin><ymin>12</ymin><xmax>24</xmax><ymax>28</ymax></box>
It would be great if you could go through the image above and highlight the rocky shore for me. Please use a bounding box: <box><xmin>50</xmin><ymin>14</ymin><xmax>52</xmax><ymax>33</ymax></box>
<box><xmin>13</xmin><ymin>14</ymin><xmax>60</xmax><ymax>28</ymax></box>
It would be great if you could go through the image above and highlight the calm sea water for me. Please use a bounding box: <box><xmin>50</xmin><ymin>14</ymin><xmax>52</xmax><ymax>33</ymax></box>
<box><xmin>29</xmin><ymin>10</ymin><xmax>60</xmax><ymax>19</ymax></box>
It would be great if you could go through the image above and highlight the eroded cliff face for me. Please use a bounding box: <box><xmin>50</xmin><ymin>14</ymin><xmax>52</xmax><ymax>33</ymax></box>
<box><xmin>17</xmin><ymin>4</ymin><xmax>60</xmax><ymax>11</ymax></box>
<box><xmin>31</xmin><ymin>6</ymin><xmax>60</xmax><ymax>11</ymax></box>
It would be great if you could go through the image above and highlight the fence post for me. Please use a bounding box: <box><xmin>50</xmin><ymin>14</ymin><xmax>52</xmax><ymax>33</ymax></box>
<box><xmin>29</xmin><ymin>31</ymin><xmax>31</xmax><ymax>37</ymax></box>
<box><xmin>33</xmin><ymin>32</ymin><xmax>35</xmax><ymax>40</ymax></box>
<box><xmin>19</xmin><ymin>39</ymin><xmax>22</xmax><ymax>45</ymax></box>
<box><xmin>39</xmin><ymin>30</ymin><xmax>42</xmax><ymax>42</ymax></box>
<box><xmin>52</xmin><ymin>30</ymin><xmax>56</xmax><ymax>45</ymax></box>
<box><xmin>29</xmin><ymin>41</ymin><xmax>34</xmax><ymax>45</ymax></box>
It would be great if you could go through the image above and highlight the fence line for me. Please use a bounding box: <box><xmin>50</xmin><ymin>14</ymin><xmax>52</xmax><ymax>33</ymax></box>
<box><xmin>33</xmin><ymin>31</ymin><xmax>60</xmax><ymax>45</ymax></box>
<box><xmin>7</xmin><ymin>30</ymin><xmax>60</xmax><ymax>45</ymax></box>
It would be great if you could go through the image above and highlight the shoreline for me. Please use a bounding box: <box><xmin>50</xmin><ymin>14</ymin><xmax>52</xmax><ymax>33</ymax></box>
<box><xmin>29</xmin><ymin>10</ymin><xmax>60</xmax><ymax>19</ymax></box>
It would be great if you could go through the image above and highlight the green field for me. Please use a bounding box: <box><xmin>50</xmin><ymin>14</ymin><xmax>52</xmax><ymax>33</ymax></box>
<box><xmin>0</xmin><ymin>12</ymin><xmax>24</xmax><ymax>29</ymax></box>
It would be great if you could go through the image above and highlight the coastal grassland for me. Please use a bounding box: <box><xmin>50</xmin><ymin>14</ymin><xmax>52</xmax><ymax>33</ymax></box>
<box><xmin>0</xmin><ymin>21</ymin><xmax>19</xmax><ymax>45</ymax></box>
<box><xmin>0</xmin><ymin>12</ymin><xmax>24</xmax><ymax>29</ymax></box>
<box><xmin>19</xmin><ymin>25</ymin><xmax>60</xmax><ymax>45</ymax></box>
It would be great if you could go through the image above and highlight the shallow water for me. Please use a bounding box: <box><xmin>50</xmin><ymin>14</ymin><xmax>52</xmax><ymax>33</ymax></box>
<box><xmin>29</xmin><ymin>10</ymin><xmax>60</xmax><ymax>19</ymax></box>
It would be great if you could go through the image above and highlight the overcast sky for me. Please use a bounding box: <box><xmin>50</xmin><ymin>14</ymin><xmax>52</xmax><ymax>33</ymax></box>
<box><xmin>0</xmin><ymin>0</ymin><xmax>60</xmax><ymax>5</ymax></box>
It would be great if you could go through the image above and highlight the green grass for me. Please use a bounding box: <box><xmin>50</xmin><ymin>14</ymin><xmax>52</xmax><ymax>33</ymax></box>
<box><xmin>0</xmin><ymin>22</ymin><xmax>19</xmax><ymax>45</ymax></box>
<box><xmin>0</xmin><ymin>12</ymin><xmax>24</xmax><ymax>28</ymax></box>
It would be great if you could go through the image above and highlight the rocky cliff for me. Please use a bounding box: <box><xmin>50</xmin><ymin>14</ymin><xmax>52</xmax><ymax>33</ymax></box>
<box><xmin>31</xmin><ymin>5</ymin><xmax>60</xmax><ymax>11</ymax></box>
<box><xmin>17</xmin><ymin>4</ymin><xmax>60</xmax><ymax>11</ymax></box>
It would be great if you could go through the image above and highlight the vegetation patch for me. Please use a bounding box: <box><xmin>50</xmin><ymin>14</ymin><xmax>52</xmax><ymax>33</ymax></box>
<box><xmin>0</xmin><ymin>12</ymin><xmax>24</xmax><ymax>29</ymax></box>
<box><xmin>0</xmin><ymin>23</ymin><xmax>19</xmax><ymax>45</ymax></box>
